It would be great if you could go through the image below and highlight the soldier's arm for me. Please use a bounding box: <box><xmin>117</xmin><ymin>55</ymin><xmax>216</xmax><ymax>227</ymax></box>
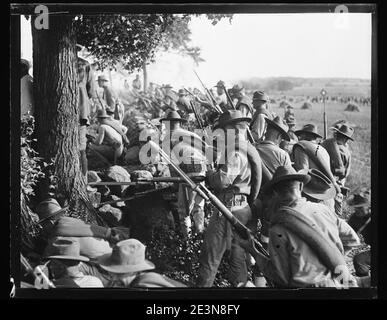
<box><xmin>94</xmin><ymin>126</ymin><xmax>105</xmax><ymax>145</ymax></box>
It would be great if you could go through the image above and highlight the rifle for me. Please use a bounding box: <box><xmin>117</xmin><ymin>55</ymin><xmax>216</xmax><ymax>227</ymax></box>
<box><xmin>193</xmin><ymin>70</ymin><xmax>223</xmax><ymax>114</ymax></box>
<box><xmin>88</xmin><ymin>176</ymin><xmax>206</xmax><ymax>186</ymax></box>
<box><xmin>222</xmin><ymin>84</ymin><xmax>256</xmax><ymax>144</ymax></box>
<box><xmin>187</xmin><ymin>96</ymin><xmax>204</xmax><ymax>130</ymax></box>
<box><xmin>148</xmin><ymin>140</ymin><xmax>269</xmax><ymax>258</ymax></box>
<box><xmin>20</xmin><ymin>254</ymin><xmax>55</xmax><ymax>289</ymax></box>
<box><xmin>185</xmin><ymin>87</ymin><xmax>221</xmax><ymax>114</ymax></box>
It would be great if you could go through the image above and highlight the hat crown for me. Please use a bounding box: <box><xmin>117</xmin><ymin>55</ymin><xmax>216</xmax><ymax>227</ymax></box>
<box><xmin>272</xmin><ymin>165</ymin><xmax>298</xmax><ymax>181</ymax></box>
<box><xmin>97</xmin><ymin>108</ymin><xmax>109</xmax><ymax>118</ymax></box>
<box><xmin>301</xmin><ymin>124</ymin><xmax>319</xmax><ymax>134</ymax></box>
<box><xmin>217</xmin><ymin>110</ymin><xmax>251</xmax><ymax>128</ymax></box>
<box><xmin>164</xmin><ymin>110</ymin><xmax>182</xmax><ymax>120</ymax></box>
<box><xmin>253</xmin><ymin>91</ymin><xmax>268</xmax><ymax>101</ymax></box>
<box><xmin>267</xmin><ymin>116</ymin><xmax>289</xmax><ymax>132</ymax></box>
<box><xmin>49</xmin><ymin>239</ymin><xmax>81</xmax><ymax>258</ymax></box>
<box><xmin>110</xmin><ymin>239</ymin><xmax>146</xmax><ymax>267</ymax></box>
<box><xmin>306</xmin><ymin>169</ymin><xmax>332</xmax><ymax>191</ymax></box>
<box><xmin>216</xmin><ymin>80</ymin><xmax>225</xmax><ymax>87</ymax></box>
<box><xmin>232</xmin><ymin>84</ymin><xmax>244</xmax><ymax>92</ymax></box>
<box><xmin>335</xmin><ymin>123</ymin><xmax>354</xmax><ymax>137</ymax></box>
<box><xmin>35</xmin><ymin>198</ymin><xmax>62</xmax><ymax>220</ymax></box>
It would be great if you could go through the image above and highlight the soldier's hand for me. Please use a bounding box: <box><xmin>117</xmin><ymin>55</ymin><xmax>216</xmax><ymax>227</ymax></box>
<box><xmin>235</xmin><ymin>231</ymin><xmax>260</xmax><ymax>258</ymax></box>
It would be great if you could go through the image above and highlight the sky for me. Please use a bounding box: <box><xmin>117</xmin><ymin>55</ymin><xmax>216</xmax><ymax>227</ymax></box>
<box><xmin>21</xmin><ymin>13</ymin><xmax>372</xmax><ymax>88</ymax></box>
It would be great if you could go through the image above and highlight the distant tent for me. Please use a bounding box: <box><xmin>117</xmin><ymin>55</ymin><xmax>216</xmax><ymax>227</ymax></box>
<box><xmin>301</xmin><ymin>102</ymin><xmax>313</xmax><ymax>109</ymax></box>
<box><xmin>345</xmin><ymin>103</ymin><xmax>360</xmax><ymax>112</ymax></box>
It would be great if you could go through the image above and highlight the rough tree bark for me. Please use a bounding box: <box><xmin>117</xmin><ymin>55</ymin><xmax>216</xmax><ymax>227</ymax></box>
<box><xmin>31</xmin><ymin>15</ymin><xmax>101</xmax><ymax>225</ymax></box>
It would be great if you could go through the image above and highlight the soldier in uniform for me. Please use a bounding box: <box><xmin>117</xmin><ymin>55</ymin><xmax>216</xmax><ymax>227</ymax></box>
<box><xmin>347</xmin><ymin>190</ymin><xmax>371</xmax><ymax>279</ymax></box>
<box><xmin>254</xmin><ymin>116</ymin><xmax>291</xmax><ymax>253</ymax></box>
<box><xmin>77</xmin><ymin>44</ymin><xmax>96</xmax><ymax>176</ymax></box>
<box><xmin>160</xmin><ymin>111</ymin><xmax>207</xmax><ymax>238</ymax></box>
<box><xmin>293</xmin><ymin>124</ymin><xmax>342</xmax><ymax>214</ymax></box>
<box><xmin>162</xmin><ymin>92</ymin><xmax>178</xmax><ymax>115</ymax></box>
<box><xmin>197</xmin><ymin>110</ymin><xmax>257</xmax><ymax>287</ymax></box>
<box><xmin>214</xmin><ymin>80</ymin><xmax>228</xmax><ymax>112</ymax></box>
<box><xmin>238</xmin><ymin>166</ymin><xmax>361</xmax><ymax>288</ymax></box>
<box><xmin>284</xmin><ymin>105</ymin><xmax>294</xmax><ymax>121</ymax></box>
<box><xmin>279</xmin><ymin>116</ymin><xmax>298</xmax><ymax>156</ymax></box>
<box><xmin>321</xmin><ymin>121</ymin><xmax>354</xmax><ymax>188</ymax></box>
<box><xmin>231</xmin><ymin>84</ymin><xmax>254</xmax><ymax>119</ymax></box>
<box><xmin>176</xmin><ymin>89</ymin><xmax>192</xmax><ymax>117</ymax></box>
<box><xmin>250</xmin><ymin>91</ymin><xmax>276</xmax><ymax>142</ymax></box>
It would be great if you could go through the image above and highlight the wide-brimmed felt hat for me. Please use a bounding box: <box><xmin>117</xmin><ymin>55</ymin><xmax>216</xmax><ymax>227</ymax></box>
<box><xmin>214</xmin><ymin>110</ymin><xmax>251</xmax><ymax>129</ymax></box>
<box><xmin>160</xmin><ymin>110</ymin><xmax>187</xmax><ymax>123</ymax></box>
<box><xmin>265</xmin><ymin>116</ymin><xmax>291</xmax><ymax>141</ymax></box>
<box><xmin>295</xmin><ymin>124</ymin><xmax>322</xmax><ymax>139</ymax></box>
<box><xmin>302</xmin><ymin>169</ymin><xmax>336</xmax><ymax>200</ymax></box>
<box><xmin>347</xmin><ymin>191</ymin><xmax>370</xmax><ymax>208</ymax></box>
<box><xmin>35</xmin><ymin>198</ymin><xmax>67</xmax><ymax>224</ymax></box>
<box><xmin>262</xmin><ymin>166</ymin><xmax>311</xmax><ymax>193</ymax></box>
<box><xmin>97</xmin><ymin>75</ymin><xmax>109</xmax><ymax>82</ymax></box>
<box><xmin>45</xmin><ymin>239</ymin><xmax>90</xmax><ymax>262</ymax></box>
<box><xmin>162</xmin><ymin>84</ymin><xmax>173</xmax><ymax>89</ymax></box>
<box><xmin>330</xmin><ymin>122</ymin><xmax>354</xmax><ymax>141</ymax></box>
<box><xmin>214</xmin><ymin>80</ymin><xmax>225</xmax><ymax>88</ymax></box>
<box><xmin>98</xmin><ymin>239</ymin><xmax>155</xmax><ymax>274</ymax></box>
<box><xmin>178</xmin><ymin>89</ymin><xmax>187</xmax><ymax>96</ymax></box>
<box><xmin>96</xmin><ymin>108</ymin><xmax>111</xmax><ymax>119</ymax></box>
<box><xmin>252</xmin><ymin>91</ymin><xmax>269</xmax><ymax>102</ymax></box>
<box><xmin>231</xmin><ymin>84</ymin><xmax>244</xmax><ymax>93</ymax></box>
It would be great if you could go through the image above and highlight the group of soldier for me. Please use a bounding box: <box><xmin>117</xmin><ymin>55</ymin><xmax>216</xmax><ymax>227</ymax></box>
<box><xmin>20</xmin><ymin>46</ymin><xmax>372</xmax><ymax>289</ymax></box>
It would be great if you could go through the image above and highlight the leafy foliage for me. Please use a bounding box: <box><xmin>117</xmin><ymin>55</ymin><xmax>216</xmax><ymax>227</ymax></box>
<box><xmin>74</xmin><ymin>14</ymin><xmax>233</xmax><ymax>71</ymax></box>
<box><xmin>20</xmin><ymin>115</ymin><xmax>49</xmax><ymax>200</ymax></box>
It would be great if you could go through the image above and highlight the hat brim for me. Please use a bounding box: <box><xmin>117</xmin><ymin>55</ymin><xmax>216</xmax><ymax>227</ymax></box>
<box><xmin>37</xmin><ymin>207</ymin><xmax>67</xmax><ymax>225</ymax></box>
<box><xmin>97</xmin><ymin>255</ymin><xmax>155</xmax><ymax>274</ymax></box>
<box><xmin>330</xmin><ymin>127</ymin><xmax>354</xmax><ymax>141</ymax></box>
<box><xmin>159</xmin><ymin>118</ymin><xmax>187</xmax><ymax>123</ymax></box>
<box><xmin>302</xmin><ymin>183</ymin><xmax>337</xmax><ymax>201</ymax></box>
<box><xmin>45</xmin><ymin>255</ymin><xmax>90</xmax><ymax>262</ymax></box>
<box><xmin>294</xmin><ymin>130</ymin><xmax>322</xmax><ymax>139</ymax></box>
<box><xmin>265</xmin><ymin>118</ymin><xmax>291</xmax><ymax>141</ymax></box>
<box><xmin>263</xmin><ymin>174</ymin><xmax>311</xmax><ymax>193</ymax></box>
<box><xmin>216</xmin><ymin>117</ymin><xmax>252</xmax><ymax>129</ymax></box>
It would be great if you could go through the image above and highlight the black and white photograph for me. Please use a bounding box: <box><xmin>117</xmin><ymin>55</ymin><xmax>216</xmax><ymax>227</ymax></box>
<box><xmin>10</xmin><ymin>3</ymin><xmax>377</xmax><ymax>301</ymax></box>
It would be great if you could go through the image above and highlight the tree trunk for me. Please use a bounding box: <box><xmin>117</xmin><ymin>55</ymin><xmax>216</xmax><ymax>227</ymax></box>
<box><xmin>142</xmin><ymin>62</ymin><xmax>148</xmax><ymax>93</ymax></box>
<box><xmin>32</xmin><ymin>15</ymin><xmax>101</xmax><ymax>225</ymax></box>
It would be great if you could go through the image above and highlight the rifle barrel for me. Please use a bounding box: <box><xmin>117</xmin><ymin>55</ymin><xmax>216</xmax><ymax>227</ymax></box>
<box><xmin>148</xmin><ymin>140</ymin><xmax>269</xmax><ymax>258</ymax></box>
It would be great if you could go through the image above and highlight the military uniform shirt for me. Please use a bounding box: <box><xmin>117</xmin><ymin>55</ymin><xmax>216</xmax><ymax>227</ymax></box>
<box><xmin>256</xmin><ymin>141</ymin><xmax>292</xmax><ymax>175</ymax></box>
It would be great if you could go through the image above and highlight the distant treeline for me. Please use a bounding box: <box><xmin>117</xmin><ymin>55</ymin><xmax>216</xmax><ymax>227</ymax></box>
<box><xmin>239</xmin><ymin>77</ymin><xmax>371</xmax><ymax>93</ymax></box>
